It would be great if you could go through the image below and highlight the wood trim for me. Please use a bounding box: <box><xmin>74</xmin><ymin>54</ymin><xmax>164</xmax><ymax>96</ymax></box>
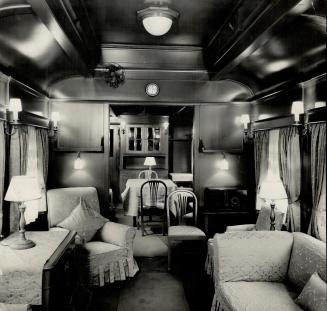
<box><xmin>101</xmin><ymin>43</ymin><xmax>203</xmax><ymax>52</ymax></box>
<box><xmin>53</xmin><ymin>147</ymin><xmax>104</xmax><ymax>152</ymax></box>
<box><xmin>208</xmin><ymin>0</ymin><xmax>302</xmax><ymax>79</ymax></box>
<box><xmin>27</xmin><ymin>0</ymin><xmax>89</xmax><ymax>75</ymax></box>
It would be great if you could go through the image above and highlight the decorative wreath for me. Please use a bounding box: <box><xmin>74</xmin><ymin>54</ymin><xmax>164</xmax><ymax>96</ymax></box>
<box><xmin>104</xmin><ymin>63</ymin><xmax>125</xmax><ymax>88</ymax></box>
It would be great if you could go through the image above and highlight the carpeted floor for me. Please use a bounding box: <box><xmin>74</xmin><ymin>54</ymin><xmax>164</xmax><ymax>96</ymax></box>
<box><xmin>88</xmin><ymin>209</ymin><xmax>213</xmax><ymax>311</ymax></box>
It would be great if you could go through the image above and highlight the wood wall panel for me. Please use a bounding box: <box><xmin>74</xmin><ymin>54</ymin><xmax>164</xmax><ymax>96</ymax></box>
<box><xmin>52</xmin><ymin>102</ymin><xmax>104</xmax><ymax>151</ymax></box>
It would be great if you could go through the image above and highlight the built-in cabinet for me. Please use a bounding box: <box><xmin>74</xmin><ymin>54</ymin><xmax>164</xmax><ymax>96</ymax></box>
<box><xmin>198</xmin><ymin>104</ymin><xmax>250</xmax><ymax>152</ymax></box>
<box><xmin>119</xmin><ymin>115</ymin><xmax>169</xmax><ymax>192</ymax></box>
<box><xmin>126</xmin><ymin>125</ymin><xmax>163</xmax><ymax>153</ymax></box>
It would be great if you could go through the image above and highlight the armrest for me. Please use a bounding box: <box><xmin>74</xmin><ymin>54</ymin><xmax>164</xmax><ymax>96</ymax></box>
<box><xmin>98</xmin><ymin>222</ymin><xmax>136</xmax><ymax>254</ymax></box>
<box><xmin>0</xmin><ymin>304</ymin><xmax>32</xmax><ymax>311</ymax></box>
<box><xmin>225</xmin><ymin>224</ymin><xmax>256</xmax><ymax>232</ymax></box>
<box><xmin>212</xmin><ymin>231</ymin><xmax>293</xmax><ymax>284</ymax></box>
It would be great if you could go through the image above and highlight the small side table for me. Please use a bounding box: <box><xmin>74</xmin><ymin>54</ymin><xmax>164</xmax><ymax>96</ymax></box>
<box><xmin>0</xmin><ymin>230</ymin><xmax>76</xmax><ymax>311</ymax></box>
<box><xmin>42</xmin><ymin>230</ymin><xmax>76</xmax><ymax>311</ymax></box>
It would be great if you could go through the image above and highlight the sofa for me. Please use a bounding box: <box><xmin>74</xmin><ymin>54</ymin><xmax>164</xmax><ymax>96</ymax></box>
<box><xmin>210</xmin><ymin>231</ymin><xmax>326</xmax><ymax>311</ymax></box>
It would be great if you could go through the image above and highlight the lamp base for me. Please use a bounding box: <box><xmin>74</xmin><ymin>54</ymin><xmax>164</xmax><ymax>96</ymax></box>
<box><xmin>9</xmin><ymin>237</ymin><xmax>35</xmax><ymax>250</ymax></box>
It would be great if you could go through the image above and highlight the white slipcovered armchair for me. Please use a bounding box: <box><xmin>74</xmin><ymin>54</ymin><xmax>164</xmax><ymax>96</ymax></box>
<box><xmin>47</xmin><ymin>187</ymin><xmax>138</xmax><ymax>287</ymax></box>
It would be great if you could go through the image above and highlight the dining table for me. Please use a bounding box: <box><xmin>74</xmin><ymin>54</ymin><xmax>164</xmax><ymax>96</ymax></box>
<box><xmin>121</xmin><ymin>178</ymin><xmax>177</xmax><ymax>218</ymax></box>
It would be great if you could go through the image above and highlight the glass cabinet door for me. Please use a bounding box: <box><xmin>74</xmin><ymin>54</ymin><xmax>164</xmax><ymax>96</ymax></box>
<box><xmin>146</xmin><ymin>127</ymin><xmax>161</xmax><ymax>152</ymax></box>
<box><xmin>127</xmin><ymin>126</ymin><xmax>143</xmax><ymax>152</ymax></box>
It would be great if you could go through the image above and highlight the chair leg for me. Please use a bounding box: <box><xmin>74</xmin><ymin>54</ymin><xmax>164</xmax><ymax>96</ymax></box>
<box><xmin>168</xmin><ymin>239</ymin><xmax>171</xmax><ymax>271</ymax></box>
<box><xmin>141</xmin><ymin>214</ymin><xmax>145</xmax><ymax>236</ymax></box>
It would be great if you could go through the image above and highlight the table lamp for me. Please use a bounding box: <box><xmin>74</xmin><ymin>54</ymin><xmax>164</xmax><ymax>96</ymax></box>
<box><xmin>4</xmin><ymin>176</ymin><xmax>41</xmax><ymax>249</ymax></box>
<box><xmin>144</xmin><ymin>157</ymin><xmax>156</xmax><ymax>178</ymax></box>
<box><xmin>259</xmin><ymin>177</ymin><xmax>287</xmax><ymax>230</ymax></box>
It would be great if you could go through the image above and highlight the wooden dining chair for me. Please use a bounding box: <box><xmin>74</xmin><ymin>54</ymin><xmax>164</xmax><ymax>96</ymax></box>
<box><xmin>138</xmin><ymin>170</ymin><xmax>158</xmax><ymax>179</ymax></box>
<box><xmin>166</xmin><ymin>189</ymin><xmax>206</xmax><ymax>271</ymax></box>
<box><xmin>139</xmin><ymin>180</ymin><xmax>168</xmax><ymax>236</ymax></box>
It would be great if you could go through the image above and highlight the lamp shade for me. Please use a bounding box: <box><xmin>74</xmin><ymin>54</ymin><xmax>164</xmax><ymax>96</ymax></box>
<box><xmin>259</xmin><ymin>178</ymin><xmax>287</xmax><ymax>201</ymax></box>
<box><xmin>9</xmin><ymin>98</ymin><xmax>22</xmax><ymax>112</ymax></box>
<box><xmin>144</xmin><ymin>157</ymin><xmax>156</xmax><ymax>166</ymax></box>
<box><xmin>143</xmin><ymin>16</ymin><xmax>173</xmax><ymax>36</ymax></box>
<box><xmin>5</xmin><ymin>176</ymin><xmax>41</xmax><ymax>202</ymax></box>
<box><xmin>218</xmin><ymin>158</ymin><xmax>229</xmax><ymax>170</ymax></box>
<box><xmin>291</xmin><ymin>101</ymin><xmax>304</xmax><ymax>114</ymax></box>
<box><xmin>74</xmin><ymin>153</ymin><xmax>85</xmax><ymax>170</ymax></box>
<box><xmin>51</xmin><ymin>111</ymin><xmax>60</xmax><ymax>123</ymax></box>
<box><xmin>315</xmin><ymin>101</ymin><xmax>326</xmax><ymax>108</ymax></box>
<box><xmin>241</xmin><ymin>114</ymin><xmax>250</xmax><ymax>129</ymax></box>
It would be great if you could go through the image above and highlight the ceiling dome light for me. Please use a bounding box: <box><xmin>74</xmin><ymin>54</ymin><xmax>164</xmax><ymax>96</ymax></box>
<box><xmin>137</xmin><ymin>6</ymin><xmax>179</xmax><ymax>36</ymax></box>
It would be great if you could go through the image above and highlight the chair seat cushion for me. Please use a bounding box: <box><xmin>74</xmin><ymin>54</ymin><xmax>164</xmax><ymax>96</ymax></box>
<box><xmin>83</xmin><ymin>241</ymin><xmax>124</xmax><ymax>256</ymax></box>
<box><xmin>217</xmin><ymin>282</ymin><xmax>302</xmax><ymax>311</ymax></box>
<box><xmin>168</xmin><ymin>225</ymin><xmax>206</xmax><ymax>240</ymax></box>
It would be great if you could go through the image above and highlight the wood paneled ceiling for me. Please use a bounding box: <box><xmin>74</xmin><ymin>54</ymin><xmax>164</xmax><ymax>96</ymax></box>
<box><xmin>86</xmin><ymin>0</ymin><xmax>235</xmax><ymax>47</ymax></box>
<box><xmin>0</xmin><ymin>0</ymin><xmax>325</xmax><ymax>99</ymax></box>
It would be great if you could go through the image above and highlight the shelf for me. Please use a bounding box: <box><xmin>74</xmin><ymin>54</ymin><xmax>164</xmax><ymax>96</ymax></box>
<box><xmin>200</xmin><ymin>149</ymin><xmax>242</xmax><ymax>154</ymax></box>
<box><xmin>123</xmin><ymin>153</ymin><xmax>166</xmax><ymax>157</ymax></box>
<box><xmin>169</xmin><ymin>139</ymin><xmax>192</xmax><ymax>142</ymax></box>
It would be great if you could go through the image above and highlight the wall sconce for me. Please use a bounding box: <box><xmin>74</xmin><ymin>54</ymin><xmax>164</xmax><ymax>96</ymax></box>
<box><xmin>291</xmin><ymin>101</ymin><xmax>304</xmax><ymax>123</ymax></box>
<box><xmin>163</xmin><ymin>121</ymin><xmax>169</xmax><ymax>134</ymax></box>
<box><xmin>218</xmin><ymin>154</ymin><xmax>229</xmax><ymax>170</ymax></box>
<box><xmin>5</xmin><ymin>98</ymin><xmax>22</xmax><ymax>135</ymax></box>
<box><xmin>48</xmin><ymin>111</ymin><xmax>60</xmax><ymax>138</ymax></box>
<box><xmin>241</xmin><ymin>114</ymin><xmax>250</xmax><ymax>130</ymax></box>
<box><xmin>120</xmin><ymin>120</ymin><xmax>126</xmax><ymax>134</ymax></box>
<box><xmin>9</xmin><ymin>98</ymin><xmax>22</xmax><ymax>123</ymax></box>
<box><xmin>51</xmin><ymin>112</ymin><xmax>60</xmax><ymax>130</ymax></box>
<box><xmin>74</xmin><ymin>152</ymin><xmax>85</xmax><ymax>170</ymax></box>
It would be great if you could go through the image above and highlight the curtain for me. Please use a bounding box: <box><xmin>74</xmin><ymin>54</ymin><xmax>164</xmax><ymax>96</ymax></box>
<box><xmin>36</xmin><ymin>128</ymin><xmax>49</xmax><ymax>212</ymax></box>
<box><xmin>25</xmin><ymin>127</ymin><xmax>39</xmax><ymax>223</ymax></box>
<box><xmin>0</xmin><ymin>121</ymin><xmax>5</xmax><ymax>236</ymax></box>
<box><xmin>267</xmin><ymin>130</ymin><xmax>288</xmax><ymax>218</ymax></box>
<box><xmin>279</xmin><ymin>127</ymin><xmax>301</xmax><ymax>232</ymax></box>
<box><xmin>253</xmin><ymin>130</ymin><xmax>269</xmax><ymax>210</ymax></box>
<box><xmin>9</xmin><ymin>125</ymin><xmax>28</xmax><ymax>232</ymax></box>
<box><xmin>308</xmin><ymin>122</ymin><xmax>326</xmax><ymax>241</ymax></box>
<box><xmin>25</xmin><ymin>127</ymin><xmax>49</xmax><ymax>223</ymax></box>
<box><xmin>36</xmin><ymin>128</ymin><xmax>49</xmax><ymax>184</ymax></box>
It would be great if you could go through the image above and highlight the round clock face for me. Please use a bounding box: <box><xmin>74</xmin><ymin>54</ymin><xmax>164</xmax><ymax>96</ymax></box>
<box><xmin>145</xmin><ymin>83</ymin><xmax>159</xmax><ymax>97</ymax></box>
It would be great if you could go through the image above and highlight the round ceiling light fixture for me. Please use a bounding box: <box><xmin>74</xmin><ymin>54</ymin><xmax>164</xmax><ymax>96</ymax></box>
<box><xmin>137</xmin><ymin>6</ymin><xmax>179</xmax><ymax>36</ymax></box>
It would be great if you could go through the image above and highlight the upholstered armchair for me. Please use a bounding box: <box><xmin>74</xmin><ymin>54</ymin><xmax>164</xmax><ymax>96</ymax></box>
<box><xmin>47</xmin><ymin>187</ymin><xmax>138</xmax><ymax>287</ymax></box>
<box><xmin>210</xmin><ymin>231</ymin><xmax>326</xmax><ymax>311</ymax></box>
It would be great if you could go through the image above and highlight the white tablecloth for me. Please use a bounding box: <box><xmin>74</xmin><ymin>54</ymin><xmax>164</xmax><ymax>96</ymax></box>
<box><xmin>121</xmin><ymin>179</ymin><xmax>177</xmax><ymax>217</ymax></box>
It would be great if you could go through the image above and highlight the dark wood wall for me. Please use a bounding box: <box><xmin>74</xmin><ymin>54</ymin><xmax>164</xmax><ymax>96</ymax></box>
<box><xmin>48</xmin><ymin>101</ymin><xmax>110</xmax><ymax>215</ymax></box>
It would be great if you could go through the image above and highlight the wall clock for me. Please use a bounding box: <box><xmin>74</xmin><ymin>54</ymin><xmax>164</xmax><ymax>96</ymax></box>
<box><xmin>145</xmin><ymin>83</ymin><xmax>159</xmax><ymax>97</ymax></box>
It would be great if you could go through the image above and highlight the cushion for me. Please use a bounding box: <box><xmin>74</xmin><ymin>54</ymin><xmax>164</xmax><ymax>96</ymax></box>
<box><xmin>83</xmin><ymin>241</ymin><xmax>123</xmax><ymax>255</ymax></box>
<box><xmin>217</xmin><ymin>282</ymin><xmax>302</xmax><ymax>311</ymax></box>
<box><xmin>213</xmin><ymin>231</ymin><xmax>293</xmax><ymax>283</ymax></box>
<box><xmin>47</xmin><ymin>187</ymin><xmax>100</xmax><ymax>227</ymax></box>
<box><xmin>168</xmin><ymin>225</ymin><xmax>206</xmax><ymax>240</ymax></box>
<box><xmin>288</xmin><ymin>232</ymin><xmax>327</xmax><ymax>291</ymax></box>
<box><xmin>295</xmin><ymin>272</ymin><xmax>327</xmax><ymax>311</ymax></box>
<box><xmin>57</xmin><ymin>198</ymin><xmax>108</xmax><ymax>242</ymax></box>
<box><xmin>256</xmin><ymin>206</ymin><xmax>284</xmax><ymax>231</ymax></box>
